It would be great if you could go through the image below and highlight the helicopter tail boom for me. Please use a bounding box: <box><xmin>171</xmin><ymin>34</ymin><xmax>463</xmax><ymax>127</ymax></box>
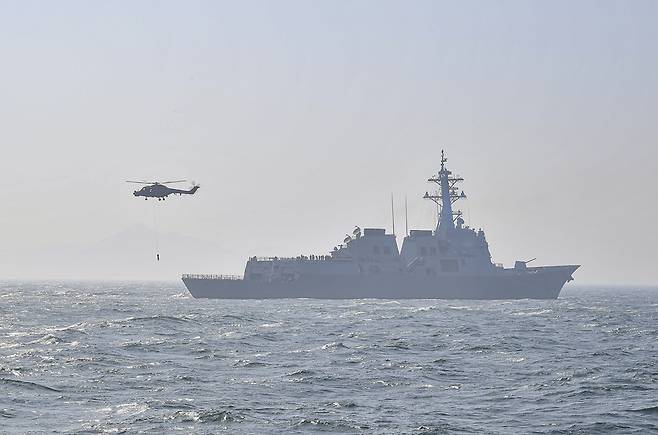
<box><xmin>170</xmin><ymin>185</ymin><xmax>200</xmax><ymax>195</ymax></box>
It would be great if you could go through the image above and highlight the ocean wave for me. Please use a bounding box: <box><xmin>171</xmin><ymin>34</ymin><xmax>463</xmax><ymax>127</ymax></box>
<box><xmin>448</xmin><ymin>305</ymin><xmax>478</xmax><ymax>311</ymax></box>
<box><xmin>511</xmin><ymin>309</ymin><xmax>553</xmax><ymax>316</ymax></box>
<box><xmin>233</xmin><ymin>359</ymin><xmax>269</xmax><ymax>368</ymax></box>
<box><xmin>385</xmin><ymin>340</ymin><xmax>410</xmax><ymax>350</ymax></box>
<box><xmin>321</xmin><ymin>341</ymin><xmax>349</xmax><ymax>351</ymax></box>
<box><xmin>464</xmin><ymin>344</ymin><xmax>492</xmax><ymax>352</ymax></box>
<box><xmin>0</xmin><ymin>366</ymin><xmax>29</xmax><ymax>376</ymax></box>
<box><xmin>0</xmin><ymin>408</ymin><xmax>16</xmax><ymax>419</ymax></box>
<box><xmin>220</xmin><ymin>314</ymin><xmax>256</xmax><ymax>323</ymax></box>
<box><xmin>0</xmin><ymin>378</ymin><xmax>61</xmax><ymax>393</ymax></box>
<box><xmin>119</xmin><ymin>315</ymin><xmax>197</xmax><ymax>325</ymax></box>
<box><xmin>115</xmin><ymin>402</ymin><xmax>149</xmax><ymax>417</ymax></box>
<box><xmin>121</xmin><ymin>338</ymin><xmax>167</xmax><ymax>350</ymax></box>
<box><xmin>329</xmin><ymin>401</ymin><xmax>357</xmax><ymax>408</ymax></box>
<box><xmin>27</xmin><ymin>334</ymin><xmax>64</xmax><ymax>345</ymax></box>
<box><xmin>45</xmin><ymin>322</ymin><xmax>89</xmax><ymax>334</ymax></box>
<box><xmin>629</xmin><ymin>405</ymin><xmax>658</xmax><ymax>414</ymax></box>
<box><xmin>159</xmin><ymin>400</ymin><xmax>196</xmax><ymax>410</ymax></box>
<box><xmin>296</xmin><ymin>418</ymin><xmax>368</xmax><ymax>431</ymax></box>
<box><xmin>559</xmin><ymin>422</ymin><xmax>635</xmax><ymax>432</ymax></box>
<box><xmin>285</xmin><ymin>369</ymin><xmax>315</xmax><ymax>377</ymax></box>
<box><xmin>409</xmin><ymin>306</ymin><xmax>439</xmax><ymax>313</ymax></box>
<box><xmin>172</xmin><ymin>409</ymin><xmax>244</xmax><ymax>423</ymax></box>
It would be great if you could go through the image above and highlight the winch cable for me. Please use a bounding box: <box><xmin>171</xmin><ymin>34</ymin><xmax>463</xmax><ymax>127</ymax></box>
<box><xmin>152</xmin><ymin>200</ymin><xmax>160</xmax><ymax>261</ymax></box>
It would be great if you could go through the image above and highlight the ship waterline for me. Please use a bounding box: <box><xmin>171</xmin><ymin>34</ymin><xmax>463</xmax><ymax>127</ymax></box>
<box><xmin>183</xmin><ymin>151</ymin><xmax>579</xmax><ymax>299</ymax></box>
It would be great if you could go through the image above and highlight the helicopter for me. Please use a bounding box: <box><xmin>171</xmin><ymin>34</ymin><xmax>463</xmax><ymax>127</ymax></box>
<box><xmin>126</xmin><ymin>180</ymin><xmax>200</xmax><ymax>200</ymax></box>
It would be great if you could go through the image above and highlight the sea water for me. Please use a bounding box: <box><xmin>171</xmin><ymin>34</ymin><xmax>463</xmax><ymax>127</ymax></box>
<box><xmin>1</xmin><ymin>282</ymin><xmax>657</xmax><ymax>434</ymax></box>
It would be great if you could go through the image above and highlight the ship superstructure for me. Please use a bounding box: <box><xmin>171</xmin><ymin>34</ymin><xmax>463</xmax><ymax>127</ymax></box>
<box><xmin>183</xmin><ymin>151</ymin><xmax>578</xmax><ymax>299</ymax></box>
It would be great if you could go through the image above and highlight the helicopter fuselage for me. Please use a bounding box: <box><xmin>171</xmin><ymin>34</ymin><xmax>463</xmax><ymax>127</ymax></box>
<box><xmin>133</xmin><ymin>184</ymin><xmax>200</xmax><ymax>200</ymax></box>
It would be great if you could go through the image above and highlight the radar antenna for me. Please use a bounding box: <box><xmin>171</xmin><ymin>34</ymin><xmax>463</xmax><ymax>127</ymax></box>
<box><xmin>423</xmin><ymin>150</ymin><xmax>467</xmax><ymax>234</ymax></box>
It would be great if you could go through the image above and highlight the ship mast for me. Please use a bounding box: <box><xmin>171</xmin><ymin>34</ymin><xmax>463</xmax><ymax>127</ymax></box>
<box><xmin>423</xmin><ymin>150</ymin><xmax>467</xmax><ymax>235</ymax></box>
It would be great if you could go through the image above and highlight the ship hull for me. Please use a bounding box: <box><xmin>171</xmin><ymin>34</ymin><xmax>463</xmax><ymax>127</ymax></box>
<box><xmin>182</xmin><ymin>265</ymin><xmax>579</xmax><ymax>300</ymax></box>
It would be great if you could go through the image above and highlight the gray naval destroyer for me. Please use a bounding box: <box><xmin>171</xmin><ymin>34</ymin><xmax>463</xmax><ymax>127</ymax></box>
<box><xmin>183</xmin><ymin>152</ymin><xmax>579</xmax><ymax>299</ymax></box>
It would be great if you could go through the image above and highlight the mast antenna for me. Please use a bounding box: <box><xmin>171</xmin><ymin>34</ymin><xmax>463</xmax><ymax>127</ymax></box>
<box><xmin>391</xmin><ymin>193</ymin><xmax>395</xmax><ymax>235</ymax></box>
<box><xmin>424</xmin><ymin>150</ymin><xmax>467</xmax><ymax>233</ymax></box>
<box><xmin>405</xmin><ymin>195</ymin><xmax>409</xmax><ymax>237</ymax></box>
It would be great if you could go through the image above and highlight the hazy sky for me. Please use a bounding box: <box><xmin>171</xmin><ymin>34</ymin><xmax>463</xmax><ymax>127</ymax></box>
<box><xmin>1</xmin><ymin>1</ymin><xmax>657</xmax><ymax>284</ymax></box>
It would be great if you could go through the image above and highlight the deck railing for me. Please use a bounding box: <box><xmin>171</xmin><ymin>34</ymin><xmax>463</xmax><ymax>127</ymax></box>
<box><xmin>182</xmin><ymin>274</ymin><xmax>243</xmax><ymax>280</ymax></box>
<box><xmin>250</xmin><ymin>255</ymin><xmax>333</xmax><ymax>262</ymax></box>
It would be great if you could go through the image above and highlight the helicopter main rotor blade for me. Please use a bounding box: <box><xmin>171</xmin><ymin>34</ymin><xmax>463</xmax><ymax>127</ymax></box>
<box><xmin>160</xmin><ymin>180</ymin><xmax>187</xmax><ymax>184</ymax></box>
<box><xmin>126</xmin><ymin>180</ymin><xmax>156</xmax><ymax>184</ymax></box>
